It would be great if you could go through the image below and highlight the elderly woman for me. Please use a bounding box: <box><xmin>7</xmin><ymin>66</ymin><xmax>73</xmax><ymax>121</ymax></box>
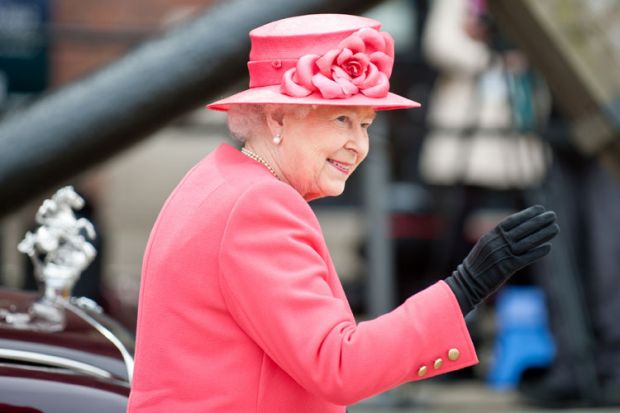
<box><xmin>127</xmin><ymin>14</ymin><xmax>558</xmax><ymax>412</ymax></box>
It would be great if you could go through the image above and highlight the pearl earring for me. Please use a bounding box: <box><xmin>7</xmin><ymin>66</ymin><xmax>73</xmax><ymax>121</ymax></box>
<box><xmin>273</xmin><ymin>134</ymin><xmax>282</xmax><ymax>145</ymax></box>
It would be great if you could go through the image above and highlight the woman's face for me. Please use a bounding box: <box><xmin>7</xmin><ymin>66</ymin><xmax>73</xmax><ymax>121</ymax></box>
<box><xmin>275</xmin><ymin>105</ymin><xmax>375</xmax><ymax>201</ymax></box>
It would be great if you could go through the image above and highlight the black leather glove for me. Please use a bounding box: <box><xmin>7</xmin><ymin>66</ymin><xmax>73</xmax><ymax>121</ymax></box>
<box><xmin>445</xmin><ymin>205</ymin><xmax>559</xmax><ymax>315</ymax></box>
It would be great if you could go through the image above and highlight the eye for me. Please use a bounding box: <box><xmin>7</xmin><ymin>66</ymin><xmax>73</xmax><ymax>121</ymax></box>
<box><xmin>336</xmin><ymin>115</ymin><xmax>349</xmax><ymax>124</ymax></box>
<box><xmin>361</xmin><ymin>121</ymin><xmax>372</xmax><ymax>129</ymax></box>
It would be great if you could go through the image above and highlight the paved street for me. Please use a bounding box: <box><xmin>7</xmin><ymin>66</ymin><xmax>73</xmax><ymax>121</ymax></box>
<box><xmin>348</xmin><ymin>380</ymin><xmax>620</xmax><ymax>413</ymax></box>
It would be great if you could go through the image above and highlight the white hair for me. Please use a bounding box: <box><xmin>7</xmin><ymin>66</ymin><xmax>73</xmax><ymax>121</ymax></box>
<box><xmin>226</xmin><ymin>104</ymin><xmax>313</xmax><ymax>142</ymax></box>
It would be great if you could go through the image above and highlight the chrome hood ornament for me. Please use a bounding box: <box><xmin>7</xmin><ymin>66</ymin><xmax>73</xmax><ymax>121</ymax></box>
<box><xmin>1</xmin><ymin>186</ymin><xmax>97</xmax><ymax>331</ymax></box>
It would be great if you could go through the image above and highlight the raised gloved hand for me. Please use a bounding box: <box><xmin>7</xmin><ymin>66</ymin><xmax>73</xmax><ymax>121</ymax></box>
<box><xmin>445</xmin><ymin>205</ymin><xmax>559</xmax><ymax>315</ymax></box>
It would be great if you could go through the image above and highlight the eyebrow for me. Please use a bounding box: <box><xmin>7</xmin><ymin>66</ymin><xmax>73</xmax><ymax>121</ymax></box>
<box><xmin>360</xmin><ymin>112</ymin><xmax>376</xmax><ymax>124</ymax></box>
<box><xmin>338</xmin><ymin>108</ymin><xmax>376</xmax><ymax>122</ymax></box>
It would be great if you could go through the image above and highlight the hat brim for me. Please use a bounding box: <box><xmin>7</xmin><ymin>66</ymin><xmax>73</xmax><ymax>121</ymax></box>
<box><xmin>206</xmin><ymin>85</ymin><xmax>420</xmax><ymax>112</ymax></box>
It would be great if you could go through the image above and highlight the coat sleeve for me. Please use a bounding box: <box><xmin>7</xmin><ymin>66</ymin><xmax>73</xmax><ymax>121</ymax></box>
<box><xmin>217</xmin><ymin>181</ymin><xmax>478</xmax><ymax>405</ymax></box>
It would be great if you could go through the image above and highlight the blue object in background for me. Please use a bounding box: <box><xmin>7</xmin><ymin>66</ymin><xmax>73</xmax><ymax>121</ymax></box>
<box><xmin>487</xmin><ymin>286</ymin><xmax>555</xmax><ymax>390</ymax></box>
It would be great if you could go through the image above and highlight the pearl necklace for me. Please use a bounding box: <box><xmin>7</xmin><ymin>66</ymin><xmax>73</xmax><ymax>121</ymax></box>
<box><xmin>241</xmin><ymin>147</ymin><xmax>281</xmax><ymax>180</ymax></box>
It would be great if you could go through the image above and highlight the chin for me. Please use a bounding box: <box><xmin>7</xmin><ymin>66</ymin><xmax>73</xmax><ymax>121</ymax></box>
<box><xmin>304</xmin><ymin>183</ymin><xmax>345</xmax><ymax>201</ymax></box>
<box><xmin>325</xmin><ymin>183</ymin><xmax>346</xmax><ymax>198</ymax></box>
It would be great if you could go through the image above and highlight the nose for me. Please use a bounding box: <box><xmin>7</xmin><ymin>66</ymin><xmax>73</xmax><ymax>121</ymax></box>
<box><xmin>345</xmin><ymin>125</ymin><xmax>369</xmax><ymax>159</ymax></box>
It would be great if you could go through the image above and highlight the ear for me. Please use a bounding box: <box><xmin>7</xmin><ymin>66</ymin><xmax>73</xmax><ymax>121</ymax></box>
<box><xmin>264</xmin><ymin>105</ymin><xmax>285</xmax><ymax>136</ymax></box>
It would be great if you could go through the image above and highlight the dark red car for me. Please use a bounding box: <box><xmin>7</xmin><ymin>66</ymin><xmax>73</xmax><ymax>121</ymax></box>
<box><xmin>0</xmin><ymin>289</ymin><xmax>133</xmax><ymax>413</ymax></box>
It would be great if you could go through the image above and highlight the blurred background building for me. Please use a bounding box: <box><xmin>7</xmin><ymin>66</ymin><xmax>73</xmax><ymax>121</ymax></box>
<box><xmin>1</xmin><ymin>0</ymin><xmax>620</xmax><ymax>411</ymax></box>
<box><xmin>0</xmin><ymin>0</ymin><xmax>224</xmax><ymax>328</ymax></box>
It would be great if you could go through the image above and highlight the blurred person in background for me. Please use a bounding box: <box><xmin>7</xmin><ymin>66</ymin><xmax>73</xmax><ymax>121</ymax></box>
<box><xmin>127</xmin><ymin>14</ymin><xmax>558</xmax><ymax>412</ymax></box>
<box><xmin>419</xmin><ymin>0</ymin><xmax>550</xmax><ymax>278</ymax></box>
<box><xmin>420</xmin><ymin>0</ymin><xmax>548</xmax><ymax>192</ymax></box>
<box><xmin>420</xmin><ymin>0</ymin><xmax>620</xmax><ymax>406</ymax></box>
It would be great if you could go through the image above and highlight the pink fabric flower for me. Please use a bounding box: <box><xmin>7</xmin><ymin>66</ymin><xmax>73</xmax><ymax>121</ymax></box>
<box><xmin>280</xmin><ymin>27</ymin><xmax>395</xmax><ymax>99</ymax></box>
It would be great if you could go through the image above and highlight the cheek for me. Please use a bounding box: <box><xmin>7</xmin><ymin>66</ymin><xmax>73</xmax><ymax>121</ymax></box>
<box><xmin>287</xmin><ymin>147</ymin><xmax>324</xmax><ymax>188</ymax></box>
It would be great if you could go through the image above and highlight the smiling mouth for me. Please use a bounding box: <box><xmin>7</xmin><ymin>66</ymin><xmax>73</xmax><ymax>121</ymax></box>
<box><xmin>327</xmin><ymin>159</ymin><xmax>352</xmax><ymax>174</ymax></box>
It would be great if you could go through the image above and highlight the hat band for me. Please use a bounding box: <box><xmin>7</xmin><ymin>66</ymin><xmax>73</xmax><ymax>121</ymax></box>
<box><xmin>248</xmin><ymin>59</ymin><xmax>298</xmax><ymax>88</ymax></box>
<box><xmin>247</xmin><ymin>27</ymin><xmax>395</xmax><ymax>100</ymax></box>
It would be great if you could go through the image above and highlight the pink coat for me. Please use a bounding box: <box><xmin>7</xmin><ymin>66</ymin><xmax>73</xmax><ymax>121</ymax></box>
<box><xmin>127</xmin><ymin>144</ymin><xmax>478</xmax><ymax>412</ymax></box>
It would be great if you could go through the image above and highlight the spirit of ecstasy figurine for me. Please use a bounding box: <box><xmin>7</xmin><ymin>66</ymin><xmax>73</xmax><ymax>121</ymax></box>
<box><xmin>0</xmin><ymin>186</ymin><xmax>97</xmax><ymax>331</ymax></box>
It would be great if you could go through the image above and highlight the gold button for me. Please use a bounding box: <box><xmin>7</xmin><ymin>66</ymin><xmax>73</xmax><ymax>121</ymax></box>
<box><xmin>448</xmin><ymin>348</ymin><xmax>460</xmax><ymax>361</ymax></box>
<box><xmin>433</xmin><ymin>358</ymin><xmax>443</xmax><ymax>369</ymax></box>
<box><xmin>417</xmin><ymin>365</ymin><xmax>428</xmax><ymax>377</ymax></box>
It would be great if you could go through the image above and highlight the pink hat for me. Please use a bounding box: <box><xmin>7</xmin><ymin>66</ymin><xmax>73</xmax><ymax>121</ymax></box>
<box><xmin>207</xmin><ymin>14</ymin><xmax>420</xmax><ymax>112</ymax></box>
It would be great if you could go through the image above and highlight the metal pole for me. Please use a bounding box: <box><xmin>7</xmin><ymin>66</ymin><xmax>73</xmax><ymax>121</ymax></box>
<box><xmin>358</xmin><ymin>113</ymin><xmax>413</xmax><ymax>409</ymax></box>
<box><xmin>0</xmin><ymin>0</ymin><xmax>383</xmax><ymax>217</ymax></box>
<box><xmin>363</xmin><ymin>114</ymin><xmax>394</xmax><ymax>317</ymax></box>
